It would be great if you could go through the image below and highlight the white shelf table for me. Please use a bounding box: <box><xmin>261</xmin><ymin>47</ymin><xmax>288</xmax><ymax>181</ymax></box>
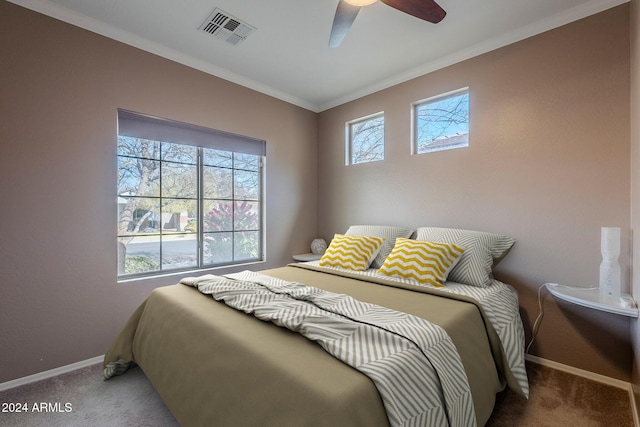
<box><xmin>546</xmin><ymin>283</ymin><xmax>638</xmax><ymax>317</ymax></box>
<box><xmin>292</xmin><ymin>253</ymin><xmax>322</xmax><ymax>262</ymax></box>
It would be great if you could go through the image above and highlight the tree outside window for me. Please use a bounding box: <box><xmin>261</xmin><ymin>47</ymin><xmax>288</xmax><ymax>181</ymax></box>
<box><xmin>347</xmin><ymin>113</ymin><xmax>384</xmax><ymax>165</ymax></box>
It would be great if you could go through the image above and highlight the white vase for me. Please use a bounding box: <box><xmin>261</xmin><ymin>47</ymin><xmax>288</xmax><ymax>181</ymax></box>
<box><xmin>599</xmin><ymin>227</ymin><xmax>621</xmax><ymax>297</ymax></box>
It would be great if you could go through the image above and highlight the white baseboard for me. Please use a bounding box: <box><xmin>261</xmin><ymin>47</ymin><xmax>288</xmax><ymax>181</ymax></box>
<box><xmin>526</xmin><ymin>354</ymin><xmax>639</xmax><ymax>427</ymax></box>
<box><xmin>0</xmin><ymin>355</ymin><xmax>104</xmax><ymax>392</ymax></box>
<box><xmin>525</xmin><ymin>354</ymin><xmax>630</xmax><ymax>389</ymax></box>
<box><xmin>632</xmin><ymin>385</ymin><xmax>640</xmax><ymax>427</ymax></box>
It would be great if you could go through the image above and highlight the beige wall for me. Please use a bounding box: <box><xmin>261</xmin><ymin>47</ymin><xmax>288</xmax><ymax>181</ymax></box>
<box><xmin>0</xmin><ymin>1</ymin><xmax>318</xmax><ymax>383</ymax></box>
<box><xmin>1</xmin><ymin>0</ymin><xmax>634</xmax><ymax>386</ymax></box>
<box><xmin>318</xmin><ymin>5</ymin><xmax>632</xmax><ymax>380</ymax></box>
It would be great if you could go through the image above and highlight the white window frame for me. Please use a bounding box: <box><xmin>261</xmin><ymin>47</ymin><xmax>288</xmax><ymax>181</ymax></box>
<box><xmin>116</xmin><ymin>110</ymin><xmax>265</xmax><ymax>280</ymax></box>
<box><xmin>345</xmin><ymin>112</ymin><xmax>385</xmax><ymax>165</ymax></box>
<box><xmin>412</xmin><ymin>88</ymin><xmax>469</xmax><ymax>155</ymax></box>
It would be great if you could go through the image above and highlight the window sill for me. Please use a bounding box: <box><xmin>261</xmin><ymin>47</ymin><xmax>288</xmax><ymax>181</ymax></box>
<box><xmin>117</xmin><ymin>259</ymin><xmax>266</xmax><ymax>284</ymax></box>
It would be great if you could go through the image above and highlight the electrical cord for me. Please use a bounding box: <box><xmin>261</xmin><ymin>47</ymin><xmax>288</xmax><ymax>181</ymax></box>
<box><xmin>525</xmin><ymin>283</ymin><xmax>547</xmax><ymax>355</ymax></box>
<box><xmin>525</xmin><ymin>283</ymin><xmax>598</xmax><ymax>354</ymax></box>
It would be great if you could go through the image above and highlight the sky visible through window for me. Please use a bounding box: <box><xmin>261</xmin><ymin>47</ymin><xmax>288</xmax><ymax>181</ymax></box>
<box><xmin>415</xmin><ymin>90</ymin><xmax>469</xmax><ymax>154</ymax></box>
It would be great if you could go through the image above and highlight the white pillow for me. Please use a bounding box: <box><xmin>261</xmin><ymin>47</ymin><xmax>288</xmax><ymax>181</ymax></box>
<box><xmin>345</xmin><ymin>225</ymin><xmax>414</xmax><ymax>268</ymax></box>
<box><xmin>415</xmin><ymin>227</ymin><xmax>515</xmax><ymax>287</ymax></box>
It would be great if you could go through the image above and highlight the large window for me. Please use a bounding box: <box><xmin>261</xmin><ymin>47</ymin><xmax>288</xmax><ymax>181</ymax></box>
<box><xmin>346</xmin><ymin>112</ymin><xmax>385</xmax><ymax>165</ymax></box>
<box><xmin>117</xmin><ymin>110</ymin><xmax>265</xmax><ymax>279</ymax></box>
<box><xmin>413</xmin><ymin>88</ymin><xmax>469</xmax><ymax>154</ymax></box>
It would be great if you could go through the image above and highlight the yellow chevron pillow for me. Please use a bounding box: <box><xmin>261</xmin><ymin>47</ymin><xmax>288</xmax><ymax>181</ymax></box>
<box><xmin>319</xmin><ymin>234</ymin><xmax>386</xmax><ymax>271</ymax></box>
<box><xmin>378</xmin><ymin>238</ymin><xmax>466</xmax><ymax>287</ymax></box>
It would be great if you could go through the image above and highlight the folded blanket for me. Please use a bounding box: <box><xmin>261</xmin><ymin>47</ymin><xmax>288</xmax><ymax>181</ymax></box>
<box><xmin>295</xmin><ymin>261</ymin><xmax>529</xmax><ymax>398</ymax></box>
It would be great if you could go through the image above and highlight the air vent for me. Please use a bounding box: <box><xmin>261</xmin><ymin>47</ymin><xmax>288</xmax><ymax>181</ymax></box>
<box><xmin>199</xmin><ymin>8</ymin><xmax>256</xmax><ymax>46</ymax></box>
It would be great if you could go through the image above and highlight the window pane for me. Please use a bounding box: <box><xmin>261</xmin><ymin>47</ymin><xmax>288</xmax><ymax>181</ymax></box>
<box><xmin>349</xmin><ymin>114</ymin><xmax>384</xmax><ymax>165</ymax></box>
<box><xmin>203</xmin><ymin>201</ymin><xmax>233</xmax><ymax>232</ymax></box>
<box><xmin>161</xmin><ymin>142</ymin><xmax>197</xmax><ymax>164</ymax></box>
<box><xmin>117</xmin><ymin>197</ymin><xmax>160</xmax><ymax>236</ymax></box>
<box><xmin>117</xmin><ymin>157</ymin><xmax>160</xmax><ymax>197</ymax></box>
<box><xmin>234</xmin><ymin>201</ymin><xmax>259</xmax><ymax>231</ymax></box>
<box><xmin>234</xmin><ymin>231</ymin><xmax>260</xmax><ymax>261</ymax></box>
<box><xmin>204</xmin><ymin>232</ymin><xmax>233</xmax><ymax>264</ymax></box>
<box><xmin>161</xmin><ymin>199</ymin><xmax>196</xmax><ymax>232</ymax></box>
<box><xmin>203</xmin><ymin>148</ymin><xmax>233</xmax><ymax>167</ymax></box>
<box><xmin>119</xmin><ymin>235</ymin><xmax>160</xmax><ymax>275</ymax></box>
<box><xmin>234</xmin><ymin>169</ymin><xmax>259</xmax><ymax>200</ymax></box>
<box><xmin>162</xmin><ymin>234</ymin><xmax>197</xmax><ymax>270</ymax></box>
<box><xmin>415</xmin><ymin>90</ymin><xmax>469</xmax><ymax>154</ymax></box>
<box><xmin>161</xmin><ymin>163</ymin><xmax>197</xmax><ymax>198</ymax></box>
<box><xmin>117</xmin><ymin>136</ymin><xmax>160</xmax><ymax>160</ymax></box>
<box><xmin>234</xmin><ymin>153</ymin><xmax>259</xmax><ymax>171</ymax></box>
<box><xmin>203</xmin><ymin>166</ymin><xmax>232</xmax><ymax>199</ymax></box>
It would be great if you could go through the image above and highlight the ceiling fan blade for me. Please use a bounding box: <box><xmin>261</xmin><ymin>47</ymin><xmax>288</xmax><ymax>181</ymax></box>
<box><xmin>329</xmin><ymin>0</ymin><xmax>361</xmax><ymax>48</ymax></box>
<box><xmin>380</xmin><ymin>0</ymin><xmax>446</xmax><ymax>23</ymax></box>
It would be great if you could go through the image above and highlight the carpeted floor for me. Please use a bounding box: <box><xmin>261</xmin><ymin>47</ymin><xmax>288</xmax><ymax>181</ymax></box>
<box><xmin>0</xmin><ymin>364</ymin><xmax>178</xmax><ymax>427</ymax></box>
<box><xmin>486</xmin><ymin>362</ymin><xmax>634</xmax><ymax>427</ymax></box>
<box><xmin>0</xmin><ymin>361</ymin><xmax>634</xmax><ymax>426</ymax></box>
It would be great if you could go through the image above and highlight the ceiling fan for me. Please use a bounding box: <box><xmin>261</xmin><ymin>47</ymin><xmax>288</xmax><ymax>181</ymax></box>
<box><xmin>329</xmin><ymin>0</ymin><xmax>446</xmax><ymax>48</ymax></box>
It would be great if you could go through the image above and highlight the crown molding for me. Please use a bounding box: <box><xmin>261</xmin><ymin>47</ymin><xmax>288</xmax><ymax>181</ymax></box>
<box><xmin>8</xmin><ymin>0</ymin><xmax>630</xmax><ymax>113</ymax></box>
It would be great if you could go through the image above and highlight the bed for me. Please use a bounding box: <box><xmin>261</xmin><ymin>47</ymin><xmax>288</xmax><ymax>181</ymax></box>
<box><xmin>104</xmin><ymin>226</ymin><xmax>529</xmax><ymax>427</ymax></box>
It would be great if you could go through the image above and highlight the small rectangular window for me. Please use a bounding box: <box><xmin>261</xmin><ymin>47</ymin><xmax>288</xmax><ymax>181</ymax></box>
<box><xmin>117</xmin><ymin>110</ymin><xmax>265</xmax><ymax>279</ymax></box>
<box><xmin>346</xmin><ymin>112</ymin><xmax>384</xmax><ymax>165</ymax></box>
<box><xmin>413</xmin><ymin>88</ymin><xmax>469</xmax><ymax>154</ymax></box>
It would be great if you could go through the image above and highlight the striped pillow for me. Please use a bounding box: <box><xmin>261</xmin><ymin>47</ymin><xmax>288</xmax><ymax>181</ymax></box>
<box><xmin>319</xmin><ymin>234</ymin><xmax>386</xmax><ymax>271</ymax></box>
<box><xmin>378</xmin><ymin>238</ymin><xmax>466</xmax><ymax>287</ymax></box>
<box><xmin>415</xmin><ymin>227</ymin><xmax>515</xmax><ymax>288</ymax></box>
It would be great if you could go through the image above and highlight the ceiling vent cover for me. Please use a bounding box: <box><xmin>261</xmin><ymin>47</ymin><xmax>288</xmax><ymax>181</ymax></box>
<box><xmin>199</xmin><ymin>8</ymin><xmax>256</xmax><ymax>46</ymax></box>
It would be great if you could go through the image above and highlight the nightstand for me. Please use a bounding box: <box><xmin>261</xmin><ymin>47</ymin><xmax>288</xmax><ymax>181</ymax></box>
<box><xmin>292</xmin><ymin>253</ymin><xmax>322</xmax><ymax>262</ymax></box>
<box><xmin>546</xmin><ymin>283</ymin><xmax>638</xmax><ymax>317</ymax></box>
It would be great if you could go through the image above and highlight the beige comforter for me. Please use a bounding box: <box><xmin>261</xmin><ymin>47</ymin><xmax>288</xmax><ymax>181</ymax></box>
<box><xmin>104</xmin><ymin>264</ymin><xmax>522</xmax><ymax>426</ymax></box>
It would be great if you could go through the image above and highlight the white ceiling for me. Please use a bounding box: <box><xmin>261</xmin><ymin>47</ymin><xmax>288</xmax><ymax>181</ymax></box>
<box><xmin>10</xmin><ymin>0</ymin><xmax>628</xmax><ymax>112</ymax></box>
